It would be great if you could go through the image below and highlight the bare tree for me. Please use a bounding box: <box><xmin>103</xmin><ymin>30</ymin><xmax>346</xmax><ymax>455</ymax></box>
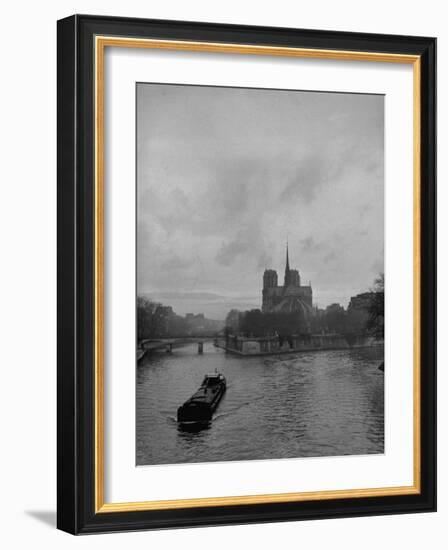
<box><xmin>366</xmin><ymin>273</ymin><xmax>384</xmax><ymax>339</ymax></box>
<box><xmin>137</xmin><ymin>296</ymin><xmax>160</xmax><ymax>342</ymax></box>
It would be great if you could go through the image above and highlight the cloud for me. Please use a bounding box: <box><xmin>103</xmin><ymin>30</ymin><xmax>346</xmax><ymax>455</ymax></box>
<box><xmin>136</xmin><ymin>83</ymin><xmax>384</xmax><ymax>314</ymax></box>
<box><xmin>371</xmin><ymin>257</ymin><xmax>384</xmax><ymax>275</ymax></box>
<box><xmin>299</xmin><ymin>237</ymin><xmax>317</xmax><ymax>252</ymax></box>
<box><xmin>279</xmin><ymin>155</ymin><xmax>327</xmax><ymax>204</ymax></box>
<box><xmin>161</xmin><ymin>255</ymin><xmax>195</xmax><ymax>270</ymax></box>
<box><xmin>216</xmin><ymin>239</ymin><xmax>249</xmax><ymax>266</ymax></box>
<box><xmin>215</xmin><ymin>221</ymin><xmax>269</xmax><ymax>267</ymax></box>
<box><xmin>323</xmin><ymin>251</ymin><xmax>337</xmax><ymax>263</ymax></box>
<box><xmin>257</xmin><ymin>250</ymin><xmax>273</xmax><ymax>269</ymax></box>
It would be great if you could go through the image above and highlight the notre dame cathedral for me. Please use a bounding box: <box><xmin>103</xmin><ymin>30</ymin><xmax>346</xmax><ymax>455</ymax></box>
<box><xmin>262</xmin><ymin>244</ymin><xmax>314</xmax><ymax>317</ymax></box>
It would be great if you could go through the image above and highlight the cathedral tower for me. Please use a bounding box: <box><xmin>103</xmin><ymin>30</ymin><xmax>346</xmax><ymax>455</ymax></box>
<box><xmin>263</xmin><ymin>269</ymin><xmax>278</xmax><ymax>288</ymax></box>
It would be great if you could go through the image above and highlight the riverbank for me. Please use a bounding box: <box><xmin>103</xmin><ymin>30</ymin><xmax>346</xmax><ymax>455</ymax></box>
<box><xmin>217</xmin><ymin>334</ymin><xmax>383</xmax><ymax>357</ymax></box>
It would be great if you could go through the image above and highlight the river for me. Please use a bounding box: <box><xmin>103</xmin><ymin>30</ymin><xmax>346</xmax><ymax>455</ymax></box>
<box><xmin>136</xmin><ymin>342</ymin><xmax>384</xmax><ymax>465</ymax></box>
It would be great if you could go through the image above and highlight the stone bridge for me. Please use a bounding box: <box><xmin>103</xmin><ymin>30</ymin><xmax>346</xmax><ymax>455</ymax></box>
<box><xmin>137</xmin><ymin>337</ymin><xmax>214</xmax><ymax>362</ymax></box>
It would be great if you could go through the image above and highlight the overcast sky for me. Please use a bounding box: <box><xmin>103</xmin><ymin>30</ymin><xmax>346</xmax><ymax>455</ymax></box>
<box><xmin>137</xmin><ymin>83</ymin><xmax>384</xmax><ymax>319</ymax></box>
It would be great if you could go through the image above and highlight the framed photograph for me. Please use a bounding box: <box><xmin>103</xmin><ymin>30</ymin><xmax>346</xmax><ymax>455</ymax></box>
<box><xmin>57</xmin><ymin>15</ymin><xmax>436</xmax><ymax>534</ymax></box>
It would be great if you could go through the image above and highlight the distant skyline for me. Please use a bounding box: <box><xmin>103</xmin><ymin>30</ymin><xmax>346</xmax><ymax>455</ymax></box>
<box><xmin>137</xmin><ymin>83</ymin><xmax>384</xmax><ymax>320</ymax></box>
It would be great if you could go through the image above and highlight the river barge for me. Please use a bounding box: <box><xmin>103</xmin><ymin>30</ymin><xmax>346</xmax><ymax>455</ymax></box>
<box><xmin>177</xmin><ymin>373</ymin><xmax>226</xmax><ymax>424</ymax></box>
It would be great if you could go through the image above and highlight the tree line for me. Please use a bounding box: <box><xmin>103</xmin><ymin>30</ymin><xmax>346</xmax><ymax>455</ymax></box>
<box><xmin>137</xmin><ymin>297</ymin><xmax>185</xmax><ymax>342</ymax></box>
<box><xmin>137</xmin><ymin>296</ymin><xmax>223</xmax><ymax>342</ymax></box>
<box><xmin>225</xmin><ymin>274</ymin><xmax>384</xmax><ymax>339</ymax></box>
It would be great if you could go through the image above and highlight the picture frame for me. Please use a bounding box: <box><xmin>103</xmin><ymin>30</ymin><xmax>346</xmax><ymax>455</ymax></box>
<box><xmin>57</xmin><ymin>14</ymin><xmax>436</xmax><ymax>534</ymax></box>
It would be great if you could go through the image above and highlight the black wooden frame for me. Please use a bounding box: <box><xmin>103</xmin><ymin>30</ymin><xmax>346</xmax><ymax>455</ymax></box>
<box><xmin>57</xmin><ymin>14</ymin><xmax>436</xmax><ymax>534</ymax></box>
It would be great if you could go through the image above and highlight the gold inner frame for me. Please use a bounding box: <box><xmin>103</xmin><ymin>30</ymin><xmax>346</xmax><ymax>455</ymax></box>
<box><xmin>94</xmin><ymin>36</ymin><xmax>421</xmax><ymax>513</ymax></box>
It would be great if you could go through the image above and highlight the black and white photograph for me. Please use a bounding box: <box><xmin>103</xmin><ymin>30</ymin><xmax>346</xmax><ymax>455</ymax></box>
<box><xmin>136</xmin><ymin>82</ymin><xmax>385</xmax><ymax>466</ymax></box>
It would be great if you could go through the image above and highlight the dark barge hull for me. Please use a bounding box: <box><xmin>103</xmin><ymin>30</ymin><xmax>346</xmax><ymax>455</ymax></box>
<box><xmin>177</xmin><ymin>374</ymin><xmax>226</xmax><ymax>423</ymax></box>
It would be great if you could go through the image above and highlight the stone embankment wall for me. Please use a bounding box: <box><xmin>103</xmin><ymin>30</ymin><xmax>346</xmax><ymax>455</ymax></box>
<box><xmin>219</xmin><ymin>334</ymin><xmax>383</xmax><ymax>356</ymax></box>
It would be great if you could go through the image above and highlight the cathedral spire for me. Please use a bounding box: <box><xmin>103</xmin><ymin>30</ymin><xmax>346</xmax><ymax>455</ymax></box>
<box><xmin>284</xmin><ymin>240</ymin><xmax>291</xmax><ymax>286</ymax></box>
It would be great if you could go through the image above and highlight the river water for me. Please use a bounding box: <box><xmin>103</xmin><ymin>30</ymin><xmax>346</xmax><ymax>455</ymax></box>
<box><xmin>136</xmin><ymin>343</ymin><xmax>384</xmax><ymax>465</ymax></box>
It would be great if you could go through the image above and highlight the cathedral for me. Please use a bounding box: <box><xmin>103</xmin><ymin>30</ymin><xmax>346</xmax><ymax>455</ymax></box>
<box><xmin>262</xmin><ymin>244</ymin><xmax>314</xmax><ymax>317</ymax></box>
